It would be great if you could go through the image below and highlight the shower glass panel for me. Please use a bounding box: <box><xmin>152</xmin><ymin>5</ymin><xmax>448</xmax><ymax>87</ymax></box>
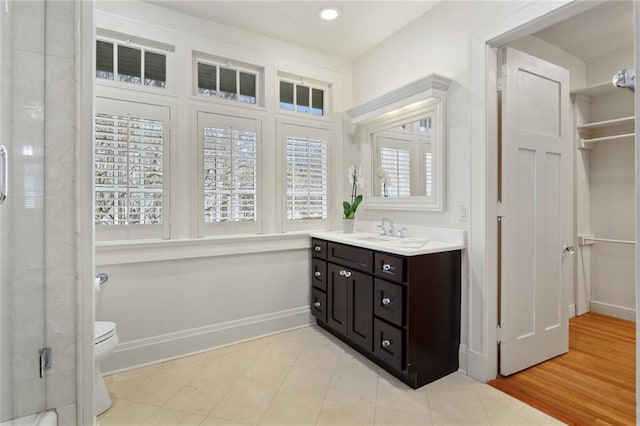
<box><xmin>0</xmin><ymin>0</ymin><xmax>48</xmax><ymax>422</ymax></box>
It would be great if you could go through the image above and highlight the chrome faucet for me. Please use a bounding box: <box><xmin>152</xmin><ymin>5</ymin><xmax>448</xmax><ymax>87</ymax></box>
<box><xmin>377</xmin><ymin>218</ymin><xmax>394</xmax><ymax>236</ymax></box>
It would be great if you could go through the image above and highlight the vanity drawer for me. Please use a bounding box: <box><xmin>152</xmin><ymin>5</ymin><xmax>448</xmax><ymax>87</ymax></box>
<box><xmin>373</xmin><ymin>318</ymin><xmax>405</xmax><ymax>371</ymax></box>
<box><xmin>311</xmin><ymin>287</ymin><xmax>327</xmax><ymax>323</ymax></box>
<box><xmin>374</xmin><ymin>279</ymin><xmax>405</xmax><ymax>327</ymax></box>
<box><xmin>312</xmin><ymin>239</ymin><xmax>328</xmax><ymax>259</ymax></box>
<box><xmin>374</xmin><ymin>252</ymin><xmax>406</xmax><ymax>283</ymax></box>
<box><xmin>311</xmin><ymin>258</ymin><xmax>327</xmax><ymax>291</ymax></box>
<box><xmin>328</xmin><ymin>242</ymin><xmax>373</xmax><ymax>273</ymax></box>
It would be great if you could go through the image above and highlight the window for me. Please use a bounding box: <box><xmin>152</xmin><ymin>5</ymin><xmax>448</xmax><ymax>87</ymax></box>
<box><xmin>198</xmin><ymin>112</ymin><xmax>261</xmax><ymax>235</ymax></box>
<box><xmin>96</xmin><ymin>39</ymin><xmax>168</xmax><ymax>88</ymax></box>
<box><xmin>94</xmin><ymin>97</ymin><xmax>170</xmax><ymax>240</ymax></box>
<box><xmin>196</xmin><ymin>61</ymin><xmax>257</xmax><ymax>104</ymax></box>
<box><xmin>280</xmin><ymin>122</ymin><xmax>330</xmax><ymax>231</ymax></box>
<box><xmin>279</xmin><ymin>80</ymin><xmax>325</xmax><ymax>116</ymax></box>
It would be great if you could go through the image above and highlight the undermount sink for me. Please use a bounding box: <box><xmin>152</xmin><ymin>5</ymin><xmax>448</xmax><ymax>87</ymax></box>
<box><xmin>353</xmin><ymin>235</ymin><xmax>391</xmax><ymax>242</ymax></box>
<box><xmin>350</xmin><ymin>233</ymin><xmax>429</xmax><ymax>248</ymax></box>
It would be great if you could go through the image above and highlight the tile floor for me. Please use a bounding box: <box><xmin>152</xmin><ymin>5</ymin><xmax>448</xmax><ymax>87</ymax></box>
<box><xmin>98</xmin><ymin>325</ymin><xmax>564</xmax><ymax>425</ymax></box>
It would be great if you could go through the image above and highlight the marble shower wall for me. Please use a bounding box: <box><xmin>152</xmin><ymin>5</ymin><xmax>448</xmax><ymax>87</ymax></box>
<box><xmin>0</xmin><ymin>0</ymin><xmax>78</xmax><ymax>423</ymax></box>
<box><xmin>44</xmin><ymin>1</ymin><xmax>77</xmax><ymax>425</ymax></box>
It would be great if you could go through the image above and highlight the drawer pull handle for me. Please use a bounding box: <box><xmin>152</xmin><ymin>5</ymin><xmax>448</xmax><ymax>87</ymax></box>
<box><xmin>381</xmin><ymin>339</ymin><xmax>391</xmax><ymax>348</ymax></box>
<box><xmin>314</xmin><ymin>301</ymin><xmax>321</xmax><ymax>308</ymax></box>
<box><xmin>339</xmin><ymin>269</ymin><xmax>351</xmax><ymax>277</ymax></box>
<box><xmin>382</xmin><ymin>297</ymin><xmax>391</xmax><ymax>305</ymax></box>
<box><xmin>382</xmin><ymin>263</ymin><xmax>393</xmax><ymax>272</ymax></box>
<box><xmin>314</xmin><ymin>271</ymin><xmax>322</xmax><ymax>278</ymax></box>
<box><xmin>314</xmin><ymin>246</ymin><xmax>322</xmax><ymax>252</ymax></box>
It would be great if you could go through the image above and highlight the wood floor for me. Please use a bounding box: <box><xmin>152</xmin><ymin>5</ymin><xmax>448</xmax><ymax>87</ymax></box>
<box><xmin>489</xmin><ymin>312</ymin><xmax>635</xmax><ymax>426</ymax></box>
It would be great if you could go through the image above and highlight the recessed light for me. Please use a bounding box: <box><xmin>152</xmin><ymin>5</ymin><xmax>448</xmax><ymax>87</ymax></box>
<box><xmin>319</xmin><ymin>7</ymin><xmax>341</xmax><ymax>21</ymax></box>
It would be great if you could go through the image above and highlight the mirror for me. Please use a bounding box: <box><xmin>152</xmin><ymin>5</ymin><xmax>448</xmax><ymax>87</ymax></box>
<box><xmin>346</xmin><ymin>74</ymin><xmax>450</xmax><ymax>211</ymax></box>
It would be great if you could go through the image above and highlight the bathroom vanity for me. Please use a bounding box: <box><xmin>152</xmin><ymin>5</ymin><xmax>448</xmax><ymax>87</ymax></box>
<box><xmin>309</xmin><ymin>231</ymin><xmax>463</xmax><ymax>388</ymax></box>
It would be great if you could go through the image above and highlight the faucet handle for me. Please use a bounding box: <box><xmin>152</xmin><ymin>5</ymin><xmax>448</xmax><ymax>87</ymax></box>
<box><xmin>396</xmin><ymin>227</ymin><xmax>407</xmax><ymax>238</ymax></box>
<box><xmin>376</xmin><ymin>223</ymin><xmax>385</xmax><ymax>235</ymax></box>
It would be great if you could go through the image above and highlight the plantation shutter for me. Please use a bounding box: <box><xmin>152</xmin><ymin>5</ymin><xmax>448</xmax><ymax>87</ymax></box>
<box><xmin>280</xmin><ymin>121</ymin><xmax>330</xmax><ymax>231</ymax></box>
<box><xmin>94</xmin><ymin>97</ymin><xmax>170</xmax><ymax>240</ymax></box>
<box><xmin>379</xmin><ymin>146</ymin><xmax>411</xmax><ymax>197</ymax></box>
<box><xmin>198</xmin><ymin>112</ymin><xmax>261</xmax><ymax>236</ymax></box>
<box><xmin>286</xmin><ymin>136</ymin><xmax>328</xmax><ymax>220</ymax></box>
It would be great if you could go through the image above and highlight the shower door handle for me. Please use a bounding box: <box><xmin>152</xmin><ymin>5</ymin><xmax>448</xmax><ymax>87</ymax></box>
<box><xmin>0</xmin><ymin>145</ymin><xmax>6</xmax><ymax>205</ymax></box>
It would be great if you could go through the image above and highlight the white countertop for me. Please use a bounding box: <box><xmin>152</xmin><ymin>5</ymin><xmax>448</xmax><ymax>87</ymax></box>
<box><xmin>310</xmin><ymin>230</ymin><xmax>465</xmax><ymax>257</ymax></box>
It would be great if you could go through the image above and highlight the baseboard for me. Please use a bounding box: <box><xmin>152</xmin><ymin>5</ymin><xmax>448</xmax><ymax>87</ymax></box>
<box><xmin>102</xmin><ymin>306</ymin><xmax>314</xmax><ymax>373</ymax></box>
<box><xmin>458</xmin><ymin>344</ymin><xmax>468</xmax><ymax>375</ymax></box>
<box><xmin>466</xmin><ymin>348</ymin><xmax>488</xmax><ymax>383</ymax></box>
<box><xmin>569</xmin><ymin>303</ymin><xmax>576</xmax><ymax>318</ymax></box>
<box><xmin>589</xmin><ymin>300</ymin><xmax>636</xmax><ymax>322</ymax></box>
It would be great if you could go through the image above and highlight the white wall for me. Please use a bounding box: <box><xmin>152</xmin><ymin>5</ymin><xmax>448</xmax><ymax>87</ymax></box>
<box><xmin>95</xmin><ymin>1</ymin><xmax>352</xmax><ymax>372</ymax></box>
<box><xmin>352</xmin><ymin>1</ymin><xmax>529</xmax><ymax>230</ymax></box>
<box><xmin>586</xmin><ymin>48</ymin><xmax>635</xmax><ymax>87</ymax></box>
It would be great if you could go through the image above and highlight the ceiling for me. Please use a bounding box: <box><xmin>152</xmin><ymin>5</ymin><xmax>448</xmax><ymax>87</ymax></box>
<box><xmin>146</xmin><ymin>1</ymin><xmax>441</xmax><ymax>59</ymax></box>
<box><xmin>533</xmin><ymin>0</ymin><xmax>634</xmax><ymax>62</ymax></box>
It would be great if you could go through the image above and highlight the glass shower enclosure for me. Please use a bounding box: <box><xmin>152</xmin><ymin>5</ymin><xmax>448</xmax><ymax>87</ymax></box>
<box><xmin>0</xmin><ymin>0</ymin><xmax>48</xmax><ymax>422</ymax></box>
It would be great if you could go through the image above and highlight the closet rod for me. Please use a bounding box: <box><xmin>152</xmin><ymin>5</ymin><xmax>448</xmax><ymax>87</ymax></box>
<box><xmin>581</xmin><ymin>236</ymin><xmax>636</xmax><ymax>245</ymax></box>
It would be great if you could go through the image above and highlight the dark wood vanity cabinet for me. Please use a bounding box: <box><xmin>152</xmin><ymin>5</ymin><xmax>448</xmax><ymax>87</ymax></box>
<box><xmin>310</xmin><ymin>237</ymin><xmax>461</xmax><ymax>389</ymax></box>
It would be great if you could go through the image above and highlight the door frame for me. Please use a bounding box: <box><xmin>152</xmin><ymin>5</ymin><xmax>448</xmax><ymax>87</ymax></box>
<box><xmin>466</xmin><ymin>0</ymin><xmax>609</xmax><ymax>383</ymax></box>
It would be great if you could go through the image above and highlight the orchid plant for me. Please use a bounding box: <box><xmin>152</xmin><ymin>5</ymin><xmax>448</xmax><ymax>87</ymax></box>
<box><xmin>343</xmin><ymin>165</ymin><xmax>363</xmax><ymax>219</ymax></box>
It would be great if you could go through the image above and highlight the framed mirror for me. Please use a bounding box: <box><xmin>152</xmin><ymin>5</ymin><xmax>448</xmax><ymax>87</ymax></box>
<box><xmin>346</xmin><ymin>74</ymin><xmax>450</xmax><ymax>211</ymax></box>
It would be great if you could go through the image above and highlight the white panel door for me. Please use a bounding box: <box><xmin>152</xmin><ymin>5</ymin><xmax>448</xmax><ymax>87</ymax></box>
<box><xmin>500</xmin><ymin>47</ymin><xmax>572</xmax><ymax>376</ymax></box>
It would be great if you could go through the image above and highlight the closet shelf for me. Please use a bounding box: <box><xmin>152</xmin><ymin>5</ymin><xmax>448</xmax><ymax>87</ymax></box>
<box><xmin>577</xmin><ymin>116</ymin><xmax>635</xmax><ymax>142</ymax></box>
<box><xmin>571</xmin><ymin>81</ymin><xmax>630</xmax><ymax>97</ymax></box>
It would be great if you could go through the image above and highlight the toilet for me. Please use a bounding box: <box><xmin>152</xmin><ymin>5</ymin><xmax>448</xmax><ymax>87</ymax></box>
<box><xmin>94</xmin><ymin>321</ymin><xmax>118</xmax><ymax>416</ymax></box>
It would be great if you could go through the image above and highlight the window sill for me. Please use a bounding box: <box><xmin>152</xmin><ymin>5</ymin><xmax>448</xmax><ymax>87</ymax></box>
<box><xmin>95</xmin><ymin>232</ymin><xmax>312</xmax><ymax>266</ymax></box>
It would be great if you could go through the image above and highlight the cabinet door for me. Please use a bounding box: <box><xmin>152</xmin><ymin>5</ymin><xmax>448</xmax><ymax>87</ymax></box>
<box><xmin>347</xmin><ymin>271</ymin><xmax>373</xmax><ymax>351</ymax></box>
<box><xmin>326</xmin><ymin>263</ymin><xmax>348</xmax><ymax>336</ymax></box>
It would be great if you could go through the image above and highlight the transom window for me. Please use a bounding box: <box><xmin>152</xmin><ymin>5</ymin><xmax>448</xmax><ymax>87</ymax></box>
<box><xmin>96</xmin><ymin>39</ymin><xmax>168</xmax><ymax>88</ymax></box>
<box><xmin>279</xmin><ymin>79</ymin><xmax>325</xmax><ymax>116</ymax></box>
<box><xmin>196</xmin><ymin>61</ymin><xmax>257</xmax><ymax>105</ymax></box>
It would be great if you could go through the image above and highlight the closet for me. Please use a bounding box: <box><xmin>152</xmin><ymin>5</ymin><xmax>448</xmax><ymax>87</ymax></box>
<box><xmin>491</xmin><ymin>1</ymin><xmax>636</xmax><ymax>423</ymax></box>
<box><xmin>508</xmin><ymin>0</ymin><xmax>636</xmax><ymax>322</ymax></box>
<box><xmin>574</xmin><ymin>81</ymin><xmax>635</xmax><ymax>320</ymax></box>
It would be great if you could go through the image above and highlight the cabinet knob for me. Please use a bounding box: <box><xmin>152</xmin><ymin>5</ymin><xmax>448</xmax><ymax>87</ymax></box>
<box><xmin>314</xmin><ymin>246</ymin><xmax>322</xmax><ymax>252</ymax></box>
<box><xmin>382</xmin><ymin>263</ymin><xmax>393</xmax><ymax>272</ymax></box>
<box><xmin>314</xmin><ymin>271</ymin><xmax>322</xmax><ymax>278</ymax></box>
<box><xmin>314</xmin><ymin>301</ymin><xmax>321</xmax><ymax>308</ymax></box>
<box><xmin>381</xmin><ymin>339</ymin><xmax>391</xmax><ymax>348</ymax></box>
<box><xmin>382</xmin><ymin>297</ymin><xmax>391</xmax><ymax>305</ymax></box>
